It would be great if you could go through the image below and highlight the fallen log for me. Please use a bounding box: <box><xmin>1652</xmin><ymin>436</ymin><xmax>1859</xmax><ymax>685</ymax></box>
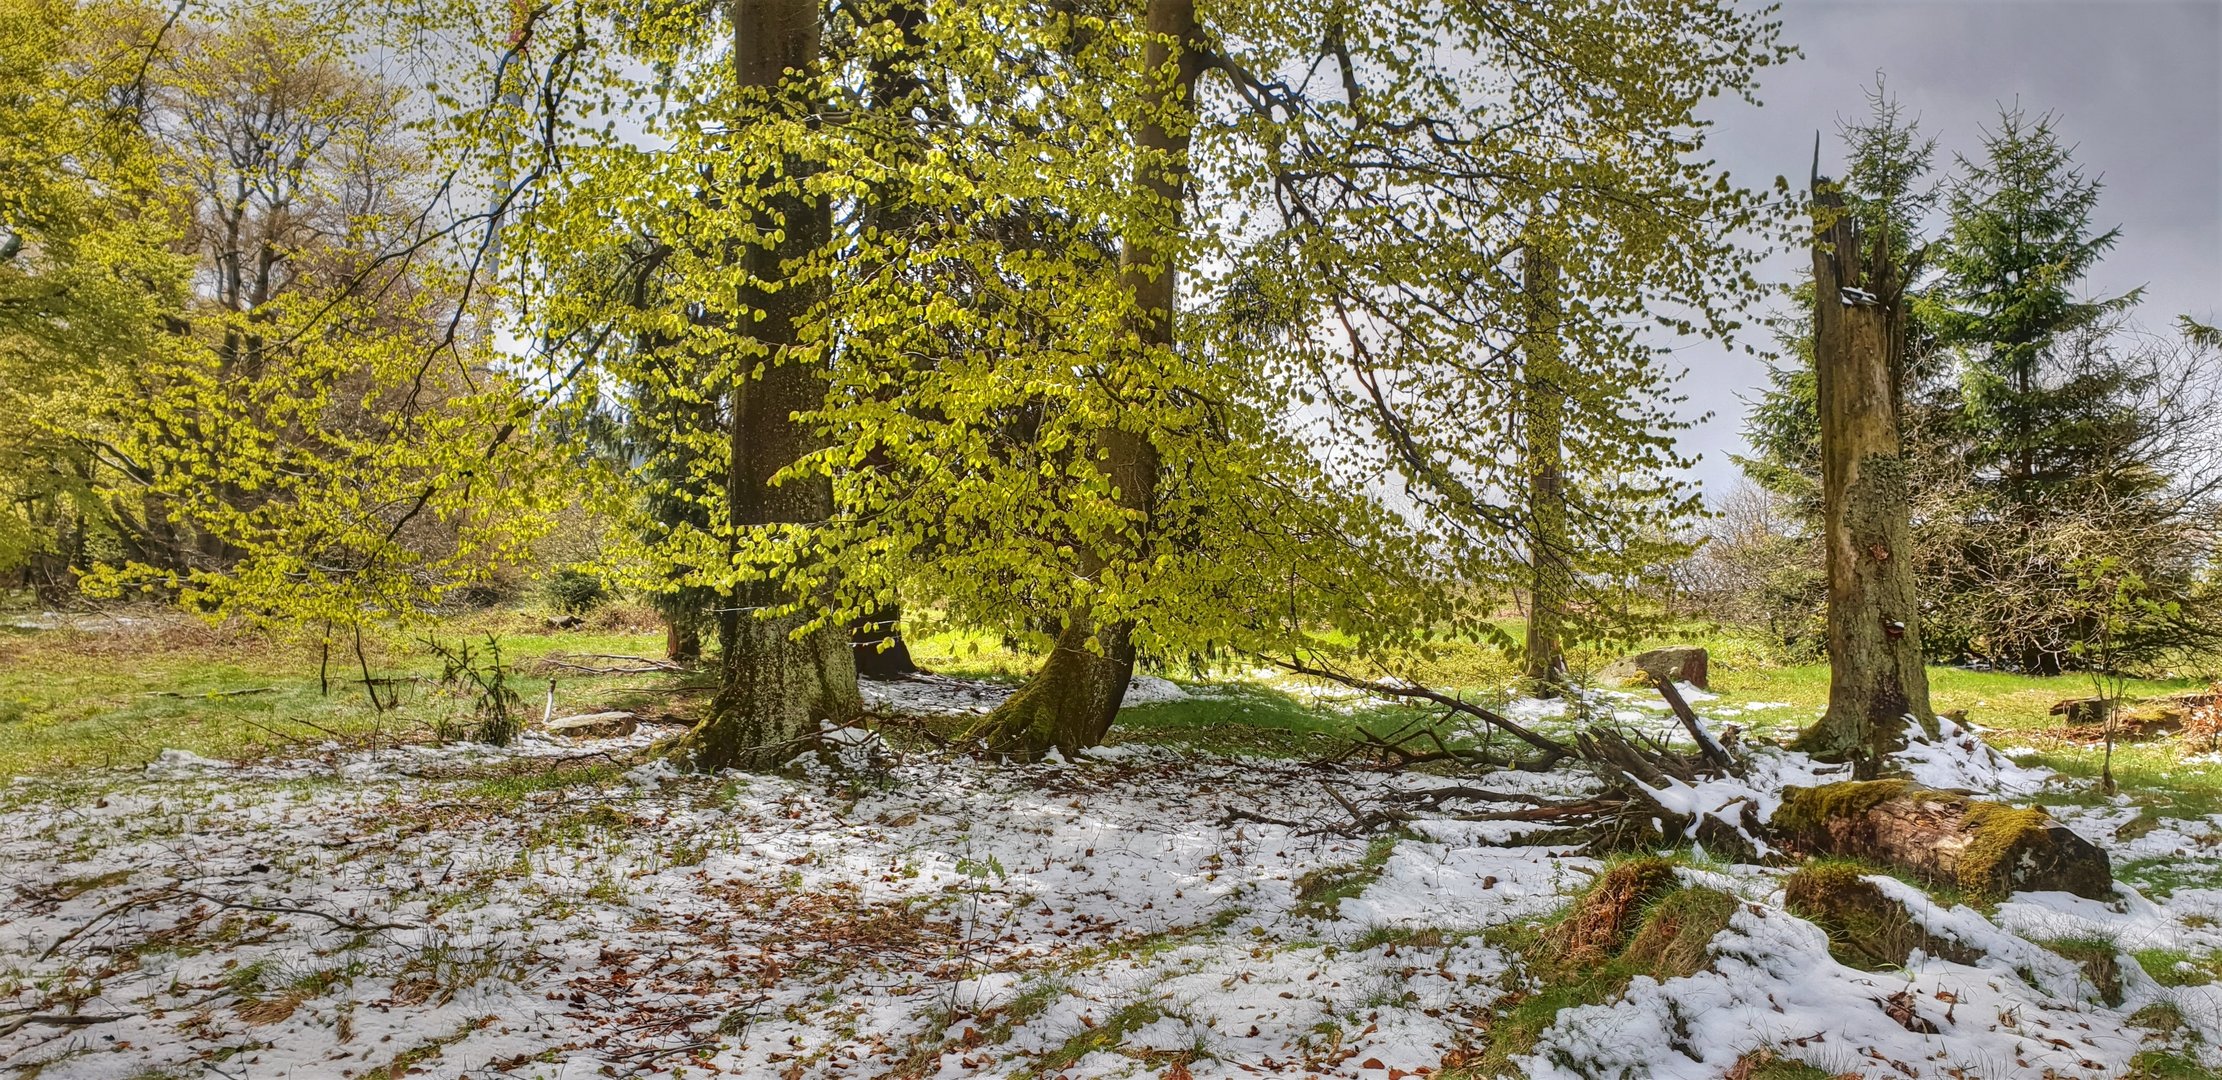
<box><xmin>1771</xmin><ymin>780</ymin><xmax>2112</xmax><ymax>900</ymax></box>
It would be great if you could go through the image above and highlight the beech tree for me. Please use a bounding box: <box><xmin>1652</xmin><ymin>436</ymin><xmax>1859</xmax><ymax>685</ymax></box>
<box><xmin>475</xmin><ymin>0</ymin><xmax>1790</xmax><ymax>766</ymax></box>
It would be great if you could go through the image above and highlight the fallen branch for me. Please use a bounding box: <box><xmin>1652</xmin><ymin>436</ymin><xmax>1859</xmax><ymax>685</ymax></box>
<box><xmin>41</xmin><ymin>884</ymin><xmax>412</xmax><ymax>959</ymax></box>
<box><xmin>1656</xmin><ymin>678</ymin><xmax>1736</xmax><ymax>774</ymax></box>
<box><xmin>1262</xmin><ymin>656</ymin><xmax>1572</xmax><ymax>767</ymax></box>
<box><xmin>143</xmin><ymin>686</ymin><xmax>276</xmax><ymax>699</ymax></box>
<box><xmin>0</xmin><ymin>1011</ymin><xmax>136</xmax><ymax>1038</ymax></box>
<box><xmin>535</xmin><ymin>654</ymin><xmax>685</xmax><ymax>675</ymax></box>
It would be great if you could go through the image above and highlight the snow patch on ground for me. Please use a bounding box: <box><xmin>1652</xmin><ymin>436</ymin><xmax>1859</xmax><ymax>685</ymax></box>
<box><xmin>1898</xmin><ymin>714</ymin><xmax>2052</xmax><ymax>796</ymax></box>
<box><xmin>3</xmin><ymin>672</ymin><xmax>2210</xmax><ymax>1078</ymax></box>
<box><xmin>1523</xmin><ymin>900</ymin><xmax>2138</xmax><ymax>1079</ymax></box>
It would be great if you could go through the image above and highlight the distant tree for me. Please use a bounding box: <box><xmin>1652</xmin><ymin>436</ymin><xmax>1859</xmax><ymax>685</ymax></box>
<box><xmin>1736</xmin><ymin>97</ymin><xmax>2222</xmax><ymax>675</ymax></box>
<box><xmin>0</xmin><ymin>0</ymin><xmax>188</xmax><ymax>593</ymax></box>
<box><xmin>73</xmin><ymin>2</ymin><xmax>557</xmax><ymax>700</ymax></box>
<box><xmin>1932</xmin><ymin>108</ymin><xmax>2138</xmax><ymax>516</ymax></box>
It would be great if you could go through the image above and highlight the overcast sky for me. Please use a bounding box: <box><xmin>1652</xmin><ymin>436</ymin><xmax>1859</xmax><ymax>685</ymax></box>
<box><xmin>1673</xmin><ymin>0</ymin><xmax>2222</xmax><ymax>500</ymax></box>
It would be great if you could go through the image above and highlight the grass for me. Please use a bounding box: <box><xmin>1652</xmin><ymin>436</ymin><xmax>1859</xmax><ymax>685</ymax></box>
<box><xmin>1109</xmin><ymin>687</ymin><xmax>1438</xmax><ymax>759</ymax></box>
<box><xmin>0</xmin><ymin>605</ymin><xmax>684</xmax><ymax>777</ymax></box>
<box><xmin>6</xmin><ymin>602</ymin><xmax>2219</xmax><ymax>857</ymax></box>
<box><xmin>1292</xmin><ymin>834</ymin><xmax>1406</xmax><ymax>919</ymax></box>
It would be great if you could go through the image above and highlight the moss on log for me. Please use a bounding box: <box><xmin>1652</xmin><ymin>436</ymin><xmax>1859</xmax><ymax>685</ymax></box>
<box><xmin>1772</xmin><ymin>782</ymin><xmax>2112</xmax><ymax>900</ymax></box>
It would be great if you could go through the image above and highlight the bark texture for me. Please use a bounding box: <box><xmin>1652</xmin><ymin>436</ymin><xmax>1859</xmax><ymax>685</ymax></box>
<box><xmin>971</xmin><ymin>0</ymin><xmax>1198</xmax><ymax>759</ymax></box>
<box><xmin>679</xmin><ymin>0</ymin><xmax>860</xmax><ymax>772</ymax></box>
<box><xmin>1772</xmin><ymin>781</ymin><xmax>2113</xmax><ymax>900</ymax></box>
<box><xmin>1520</xmin><ymin>244</ymin><xmax>1568</xmax><ymax>689</ymax></box>
<box><xmin>1801</xmin><ymin>171</ymin><xmax>1934</xmax><ymax>768</ymax></box>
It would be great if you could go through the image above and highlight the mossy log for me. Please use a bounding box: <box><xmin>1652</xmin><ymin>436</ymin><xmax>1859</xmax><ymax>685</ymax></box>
<box><xmin>1772</xmin><ymin>781</ymin><xmax>2112</xmax><ymax>900</ymax></box>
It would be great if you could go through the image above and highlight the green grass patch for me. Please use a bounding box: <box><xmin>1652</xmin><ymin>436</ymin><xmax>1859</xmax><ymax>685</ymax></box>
<box><xmin>467</xmin><ymin>763</ymin><xmax>625</xmax><ymax>804</ymax></box>
<box><xmin>2038</xmin><ymin>936</ymin><xmax>2126</xmax><ymax>1007</ymax></box>
<box><xmin>2134</xmin><ymin>948</ymin><xmax>2221</xmax><ymax>987</ymax></box>
<box><xmin>0</xmin><ymin>609</ymin><xmax>691</xmax><ymax>778</ymax></box>
<box><xmin>1293</xmin><ymin>834</ymin><xmax>1406</xmax><ymax>919</ymax></box>
<box><xmin>1022</xmin><ymin>999</ymin><xmax>1165</xmax><ymax>1078</ymax></box>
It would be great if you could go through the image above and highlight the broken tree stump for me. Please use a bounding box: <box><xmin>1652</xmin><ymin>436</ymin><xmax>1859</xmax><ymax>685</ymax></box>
<box><xmin>1771</xmin><ymin>781</ymin><xmax>2112</xmax><ymax>900</ymax></box>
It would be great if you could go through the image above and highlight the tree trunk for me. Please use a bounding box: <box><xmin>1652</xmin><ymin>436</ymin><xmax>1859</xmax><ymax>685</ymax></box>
<box><xmin>1520</xmin><ymin>242</ymin><xmax>1568</xmax><ymax>689</ymax></box>
<box><xmin>678</xmin><ymin>0</ymin><xmax>861</xmax><ymax>772</ymax></box>
<box><xmin>1798</xmin><ymin>168</ymin><xmax>1934</xmax><ymax>770</ymax></box>
<box><xmin>1773</xmin><ymin>781</ymin><xmax>2113</xmax><ymax>900</ymax></box>
<box><xmin>970</xmin><ymin>0</ymin><xmax>1197</xmax><ymax>758</ymax></box>
<box><xmin>666</xmin><ymin>619</ymin><xmax>700</xmax><ymax>664</ymax></box>
<box><xmin>851</xmin><ymin>601</ymin><xmax>918</xmax><ymax>678</ymax></box>
<box><xmin>844</xmin><ymin>0</ymin><xmax>926</xmax><ymax>683</ymax></box>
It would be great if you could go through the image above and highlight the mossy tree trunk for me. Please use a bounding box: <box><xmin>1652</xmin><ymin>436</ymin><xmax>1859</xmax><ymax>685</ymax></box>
<box><xmin>678</xmin><ymin>0</ymin><xmax>861</xmax><ymax>772</ymax></box>
<box><xmin>970</xmin><ymin>0</ymin><xmax>1198</xmax><ymax>760</ymax></box>
<box><xmin>1520</xmin><ymin>243</ymin><xmax>1568</xmax><ymax>690</ymax></box>
<box><xmin>1798</xmin><ymin>169</ymin><xmax>1933</xmax><ymax>770</ymax></box>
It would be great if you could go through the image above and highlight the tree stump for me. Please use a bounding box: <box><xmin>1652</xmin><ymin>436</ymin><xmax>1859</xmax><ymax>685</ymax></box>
<box><xmin>1772</xmin><ymin>781</ymin><xmax>2112</xmax><ymax>899</ymax></box>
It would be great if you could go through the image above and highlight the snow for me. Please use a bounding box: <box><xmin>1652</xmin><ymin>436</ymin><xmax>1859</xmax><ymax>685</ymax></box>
<box><xmin>1897</xmin><ymin>714</ymin><xmax>2052</xmax><ymax>796</ymax></box>
<box><xmin>2</xmin><ymin>673</ymin><xmax>2212</xmax><ymax>1078</ymax></box>
<box><xmin>1524</xmin><ymin>900</ymin><xmax>2138</xmax><ymax>1079</ymax></box>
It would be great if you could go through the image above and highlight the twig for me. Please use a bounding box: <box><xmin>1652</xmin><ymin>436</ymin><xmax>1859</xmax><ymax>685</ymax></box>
<box><xmin>41</xmin><ymin>885</ymin><xmax>411</xmax><ymax>959</ymax></box>
<box><xmin>143</xmin><ymin>687</ymin><xmax>277</xmax><ymax>699</ymax></box>
<box><xmin>0</xmin><ymin>1012</ymin><xmax>136</xmax><ymax>1038</ymax></box>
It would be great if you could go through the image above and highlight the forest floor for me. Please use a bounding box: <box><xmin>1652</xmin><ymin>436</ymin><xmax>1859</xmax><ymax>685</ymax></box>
<box><xmin>2</xmin><ymin>612</ymin><xmax>2220</xmax><ymax>1078</ymax></box>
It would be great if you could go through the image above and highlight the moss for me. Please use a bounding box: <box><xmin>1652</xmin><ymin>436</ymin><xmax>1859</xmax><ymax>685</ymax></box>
<box><xmin>1957</xmin><ymin>801</ymin><xmax>2052</xmax><ymax>897</ymax></box>
<box><xmin>1478</xmin><ymin>882</ymin><xmax>1737</xmax><ymax>1074</ymax></box>
<box><xmin>1549</xmin><ymin>856</ymin><xmax>1679</xmax><ymax>966</ymax></box>
<box><xmin>1771</xmin><ymin>780</ymin><xmax>1914</xmax><ymax>835</ymax></box>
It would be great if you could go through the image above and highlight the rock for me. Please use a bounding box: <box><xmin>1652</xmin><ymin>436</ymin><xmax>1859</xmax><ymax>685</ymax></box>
<box><xmin>1598</xmin><ymin>645</ymin><xmax>1709</xmax><ymax>690</ymax></box>
<box><xmin>546</xmin><ymin>711</ymin><xmax>637</xmax><ymax>737</ymax></box>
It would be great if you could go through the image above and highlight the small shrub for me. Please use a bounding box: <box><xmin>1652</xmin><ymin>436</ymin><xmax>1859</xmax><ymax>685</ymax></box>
<box><xmin>425</xmin><ymin>634</ymin><xmax>523</xmax><ymax>745</ymax></box>
<box><xmin>542</xmin><ymin>569</ymin><xmax>609</xmax><ymax>615</ymax></box>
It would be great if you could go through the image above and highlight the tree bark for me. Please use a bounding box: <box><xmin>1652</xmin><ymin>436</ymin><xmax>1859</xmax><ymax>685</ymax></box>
<box><xmin>1520</xmin><ymin>242</ymin><xmax>1568</xmax><ymax>689</ymax></box>
<box><xmin>1798</xmin><ymin>168</ymin><xmax>1934</xmax><ymax>770</ymax></box>
<box><xmin>678</xmin><ymin>0</ymin><xmax>861</xmax><ymax>772</ymax></box>
<box><xmin>970</xmin><ymin>0</ymin><xmax>1198</xmax><ymax>759</ymax></box>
